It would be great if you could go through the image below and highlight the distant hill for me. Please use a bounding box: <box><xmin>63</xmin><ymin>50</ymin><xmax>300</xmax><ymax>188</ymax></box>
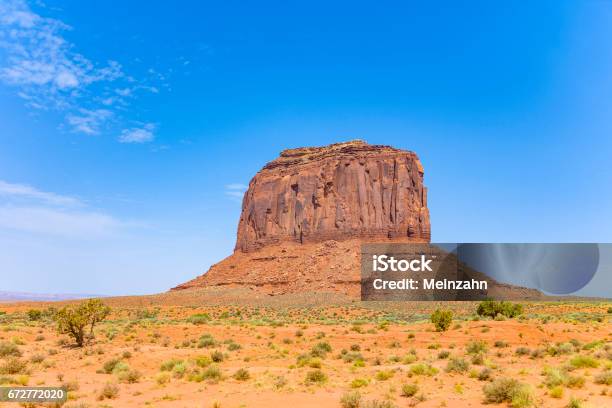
<box><xmin>0</xmin><ymin>291</ymin><xmax>105</xmax><ymax>302</ymax></box>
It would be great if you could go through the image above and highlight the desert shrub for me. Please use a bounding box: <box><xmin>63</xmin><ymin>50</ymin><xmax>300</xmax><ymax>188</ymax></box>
<box><xmin>515</xmin><ymin>347</ymin><xmax>531</xmax><ymax>356</ymax></box>
<box><xmin>227</xmin><ymin>342</ymin><xmax>241</xmax><ymax>351</ymax></box>
<box><xmin>401</xmin><ymin>383</ymin><xmax>418</xmax><ymax>397</ymax></box>
<box><xmin>187</xmin><ymin>313</ymin><xmax>210</xmax><ymax>324</ymax></box>
<box><xmin>478</xmin><ymin>367</ymin><xmax>492</xmax><ymax>381</ymax></box>
<box><xmin>566</xmin><ymin>397</ymin><xmax>583</xmax><ymax>408</ymax></box>
<box><xmin>160</xmin><ymin>359</ymin><xmax>182</xmax><ymax>371</ymax></box>
<box><xmin>103</xmin><ymin>358</ymin><xmax>121</xmax><ymax>374</ymax></box>
<box><xmin>305</xmin><ymin>369</ymin><xmax>327</xmax><ymax>384</ymax></box>
<box><xmin>342</xmin><ymin>352</ymin><xmax>364</xmax><ymax>364</ymax></box>
<box><xmin>233</xmin><ymin>368</ymin><xmax>250</xmax><ymax>381</ymax></box>
<box><xmin>510</xmin><ymin>385</ymin><xmax>535</xmax><ymax>408</ymax></box>
<box><xmin>543</xmin><ymin>368</ymin><xmax>566</xmax><ymax>388</ymax></box>
<box><xmin>54</xmin><ymin>299</ymin><xmax>110</xmax><ymax>347</ymax></box>
<box><xmin>194</xmin><ymin>355</ymin><xmax>212</xmax><ymax>368</ymax></box>
<box><xmin>466</xmin><ymin>340</ymin><xmax>487</xmax><ymax>354</ymax></box>
<box><xmin>340</xmin><ymin>391</ymin><xmax>362</xmax><ymax>408</ymax></box>
<box><xmin>477</xmin><ymin>300</ymin><xmax>523</xmax><ymax>318</ymax></box>
<box><xmin>437</xmin><ymin>350</ymin><xmax>450</xmax><ymax>359</ymax></box>
<box><xmin>155</xmin><ymin>372</ymin><xmax>171</xmax><ymax>385</ymax></box>
<box><xmin>595</xmin><ymin>369</ymin><xmax>612</xmax><ymax>385</ymax></box>
<box><xmin>409</xmin><ymin>363</ymin><xmax>438</xmax><ymax>376</ymax></box>
<box><xmin>549</xmin><ymin>385</ymin><xmax>563</xmax><ymax>398</ymax></box>
<box><xmin>375</xmin><ymin>370</ymin><xmax>394</xmax><ymax>381</ymax></box>
<box><xmin>202</xmin><ymin>364</ymin><xmax>222</xmax><ymax>381</ymax></box>
<box><xmin>569</xmin><ymin>355</ymin><xmax>599</xmax><ymax>369</ymax></box>
<box><xmin>117</xmin><ymin>368</ymin><xmax>141</xmax><ymax>383</ymax></box>
<box><xmin>0</xmin><ymin>358</ymin><xmax>27</xmax><ymax>375</ymax></box>
<box><xmin>446</xmin><ymin>357</ymin><xmax>469</xmax><ymax>373</ymax></box>
<box><xmin>198</xmin><ymin>334</ymin><xmax>216</xmax><ymax>348</ymax></box>
<box><xmin>482</xmin><ymin>378</ymin><xmax>523</xmax><ymax>403</ymax></box>
<box><xmin>0</xmin><ymin>341</ymin><xmax>21</xmax><ymax>357</ymax></box>
<box><xmin>27</xmin><ymin>309</ymin><xmax>42</xmax><ymax>321</ymax></box>
<box><xmin>210</xmin><ymin>350</ymin><xmax>224</xmax><ymax>362</ymax></box>
<box><xmin>471</xmin><ymin>353</ymin><xmax>485</xmax><ymax>365</ymax></box>
<box><xmin>97</xmin><ymin>382</ymin><xmax>119</xmax><ymax>400</ymax></box>
<box><xmin>361</xmin><ymin>400</ymin><xmax>397</xmax><ymax>408</ymax></box>
<box><xmin>29</xmin><ymin>354</ymin><xmax>45</xmax><ymax>364</ymax></box>
<box><xmin>350</xmin><ymin>378</ymin><xmax>369</xmax><ymax>388</ymax></box>
<box><xmin>566</xmin><ymin>375</ymin><xmax>585</xmax><ymax>389</ymax></box>
<box><xmin>430</xmin><ymin>309</ymin><xmax>453</xmax><ymax>332</ymax></box>
<box><xmin>494</xmin><ymin>340</ymin><xmax>509</xmax><ymax>348</ymax></box>
<box><xmin>311</xmin><ymin>341</ymin><xmax>332</xmax><ymax>357</ymax></box>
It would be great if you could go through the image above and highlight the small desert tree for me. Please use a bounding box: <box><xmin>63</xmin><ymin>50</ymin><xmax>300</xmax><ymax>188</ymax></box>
<box><xmin>54</xmin><ymin>299</ymin><xmax>110</xmax><ymax>347</ymax></box>
<box><xmin>431</xmin><ymin>308</ymin><xmax>453</xmax><ymax>332</ymax></box>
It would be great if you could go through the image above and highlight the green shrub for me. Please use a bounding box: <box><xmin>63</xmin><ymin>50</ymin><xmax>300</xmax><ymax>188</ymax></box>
<box><xmin>566</xmin><ymin>397</ymin><xmax>583</xmax><ymax>408</ymax></box>
<box><xmin>409</xmin><ymin>363</ymin><xmax>438</xmax><ymax>376</ymax></box>
<box><xmin>187</xmin><ymin>313</ymin><xmax>210</xmax><ymax>325</ymax></box>
<box><xmin>305</xmin><ymin>369</ymin><xmax>327</xmax><ymax>384</ymax></box>
<box><xmin>0</xmin><ymin>341</ymin><xmax>21</xmax><ymax>357</ymax></box>
<box><xmin>477</xmin><ymin>300</ymin><xmax>523</xmax><ymax>318</ymax></box>
<box><xmin>446</xmin><ymin>357</ymin><xmax>469</xmax><ymax>373</ymax></box>
<box><xmin>375</xmin><ymin>370</ymin><xmax>394</xmax><ymax>381</ymax></box>
<box><xmin>233</xmin><ymin>368</ymin><xmax>250</xmax><ymax>381</ymax></box>
<box><xmin>483</xmin><ymin>378</ymin><xmax>522</xmax><ymax>403</ymax></box>
<box><xmin>103</xmin><ymin>359</ymin><xmax>121</xmax><ymax>374</ymax></box>
<box><xmin>97</xmin><ymin>382</ymin><xmax>119</xmax><ymax>400</ymax></box>
<box><xmin>569</xmin><ymin>355</ymin><xmax>599</xmax><ymax>369</ymax></box>
<box><xmin>466</xmin><ymin>340</ymin><xmax>487</xmax><ymax>354</ymax></box>
<box><xmin>401</xmin><ymin>383</ymin><xmax>418</xmax><ymax>397</ymax></box>
<box><xmin>0</xmin><ymin>358</ymin><xmax>27</xmax><ymax>375</ymax></box>
<box><xmin>210</xmin><ymin>350</ymin><xmax>224</xmax><ymax>362</ymax></box>
<box><xmin>430</xmin><ymin>309</ymin><xmax>453</xmax><ymax>332</ymax></box>
<box><xmin>340</xmin><ymin>391</ymin><xmax>362</xmax><ymax>408</ymax></box>
<box><xmin>595</xmin><ymin>369</ymin><xmax>612</xmax><ymax>385</ymax></box>
<box><xmin>160</xmin><ymin>359</ymin><xmax>182</xmax><ymax>371</ymax></box>
<box><xmin>54</xmin><ymin>299</ymin><xmax>110</xmax><ymax>347</ymax></box>
<box><xmin>477</xmin><ymin>367</ymin><xmax>492</xmax><ymax>381</ymax></box>
<box><xmin>197</xmin><ymin>334</ymin><xmax>216</xmax><ymax>348</ymax></box>
<box><xmin>202</xmin><ymin>364</ymin><xmax>222</xmax><ymax>381</ymax></box>
<box><xmin>27</xmin><ymin>310</ymin><xmax>42</xmax><ymax>321</ymax></box>
<box><xmin>350</xmin><ymin>378</ymin><xmax>369</xmax><ymax>388</ymax></box>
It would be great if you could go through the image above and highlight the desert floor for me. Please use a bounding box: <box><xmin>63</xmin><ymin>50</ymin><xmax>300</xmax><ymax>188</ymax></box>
<box><xmin>0</xmin><ymin>288</ymin><xmax>610</xmax><ymax>408</ymax></box>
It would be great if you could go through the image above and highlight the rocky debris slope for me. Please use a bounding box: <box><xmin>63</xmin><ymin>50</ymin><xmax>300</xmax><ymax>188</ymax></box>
<box><xmin>235</xmin><ymin>140</ymin><xmax>430</xmax><ymax>252</ymax></box>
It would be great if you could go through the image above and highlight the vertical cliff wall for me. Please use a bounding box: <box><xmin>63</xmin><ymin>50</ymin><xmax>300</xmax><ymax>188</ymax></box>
<box><xmin>235</xmin><ymin>140</ymin><xmax>430</xmax><ymax>252</ymax></box>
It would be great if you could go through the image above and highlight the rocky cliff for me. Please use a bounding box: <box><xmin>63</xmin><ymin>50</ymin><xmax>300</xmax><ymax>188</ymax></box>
<box><xmin>235</xmin><ymin>140</ymin><xmax>430</xmax><ymax>252</ymax></box>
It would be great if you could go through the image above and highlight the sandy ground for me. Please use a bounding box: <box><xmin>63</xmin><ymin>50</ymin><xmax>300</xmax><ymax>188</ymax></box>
<box><xmin>0</xmin><ymin>290</ymin><xmax>610</xmax><ymax>407</ymax></box>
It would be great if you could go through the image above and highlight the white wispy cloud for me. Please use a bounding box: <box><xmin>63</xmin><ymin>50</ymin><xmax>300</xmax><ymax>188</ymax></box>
<box><xmin>0</xmin><ymin>179</ymin><xmax>135</xmax><ymax>238</ymax></box>
<box><xmin>119</xmin><ymin>123</ymin><xmax>156</xmax><ymax>143</ymax></box>
<box><xmin>224</xmin><ymin>183</ymin><xmax>247</xmax><ymax>201</ymax></box>
<box><xmin>0</xmin><ymin>180</ymin><xmax>82</xmax><ymax>206</ymax></box>
<box><xmin>0</xmin><ymin>0</ymin><xmax>160</xmax><ymax>141</ymax></box>
<box><xmin>66</xmin><ymin>109</ymin><xmax>113</xmax><ymax>135</ymax></box>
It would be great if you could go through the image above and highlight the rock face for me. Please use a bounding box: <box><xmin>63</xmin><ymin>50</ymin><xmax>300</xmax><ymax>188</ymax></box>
<box><xmin>235</xmin><ymin>140</ymin><xmax>430</xmax><ymax>252</ymax></box>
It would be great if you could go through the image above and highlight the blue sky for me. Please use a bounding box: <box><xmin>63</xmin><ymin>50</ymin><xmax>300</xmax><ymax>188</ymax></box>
<box><xmin>0</xmin><ymin>0</ymin><xmax>611</xmax><ymax>296</ymax></box>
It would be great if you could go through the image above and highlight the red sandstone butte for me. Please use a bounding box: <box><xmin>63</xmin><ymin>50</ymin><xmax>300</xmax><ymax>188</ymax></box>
<box><xmin>236</xmin><ymin>140</ymin><xmax>431</xmax><ymax>252</ymax></box>
<box><xmin>173</xmin><ymin>140</ymin><xmax>431</xmax><ymax>294</ymax></box>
